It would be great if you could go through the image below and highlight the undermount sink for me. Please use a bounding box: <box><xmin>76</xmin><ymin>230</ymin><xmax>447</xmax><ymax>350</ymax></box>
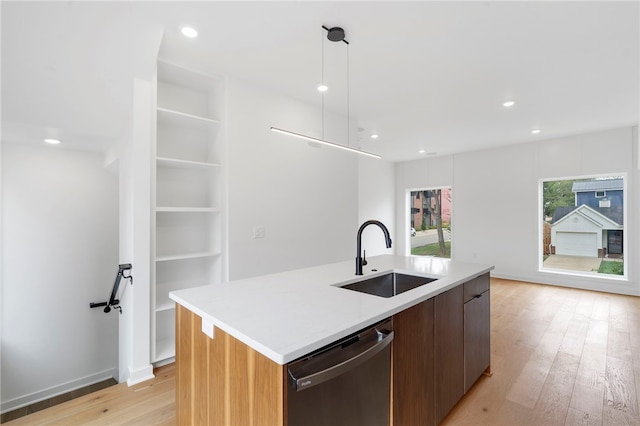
<box><xmin>340</xmin><ymin>273</ymin><xmax>438</xmax><ymax>298</ymax></box>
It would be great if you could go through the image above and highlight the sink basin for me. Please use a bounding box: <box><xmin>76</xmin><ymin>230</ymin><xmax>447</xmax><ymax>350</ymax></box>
<box><xmin>340</xmin><ymin>273</ymin><xmax>438</xmax><ymax>298</ymax></box>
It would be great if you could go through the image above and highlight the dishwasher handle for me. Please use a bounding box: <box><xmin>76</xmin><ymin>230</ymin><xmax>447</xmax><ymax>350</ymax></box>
<box><xmin>288</xmin><ymin>329</ymin><xmax>394</xmax><ymax>392</ymax></box>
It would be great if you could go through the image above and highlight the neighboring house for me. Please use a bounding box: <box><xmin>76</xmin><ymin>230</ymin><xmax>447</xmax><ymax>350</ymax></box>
<box><xmin>572</xmin><ymin>178</ymin><xmax>623</xmax><ymax>209</ymax></box>
<box><xmin>551</xmin><ymin>204</ymin><xmax>623</xmax><ymax>257</ymax></box>
<box><xmin>410</xmin><ymin>189</ymin><xmax>452</xmax><ymax>229</ymax></box>
<box><xmin>550</xmin><ymin>178</ymin><xmax>624</xmax><ymax>258</ymax></box>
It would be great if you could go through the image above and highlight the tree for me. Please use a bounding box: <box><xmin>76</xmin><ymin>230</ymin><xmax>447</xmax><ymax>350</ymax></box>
<box><xmin>543</xmin><ymin>180</ymin><xmax>575</xmax><ymax>218</ymax></box>
<box><xmin>422</xmin><ymin>189</ymin><xmax>446</xmax><ymax>256</ymax></box>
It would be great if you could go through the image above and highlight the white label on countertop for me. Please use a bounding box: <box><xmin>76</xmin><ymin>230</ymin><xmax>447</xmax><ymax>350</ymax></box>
<box><xmin>201</xmin><ymin>317</ymin><xmax>214</xmax><ymax>339</ymax></box>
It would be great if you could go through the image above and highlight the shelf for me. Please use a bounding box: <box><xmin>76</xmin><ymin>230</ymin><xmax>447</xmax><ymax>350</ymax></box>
<box><xmin>154</xmin><ymin>338</ymin><xmax>175</xmax><ymax>363</ymax></box>
<box><xmin>156</xmin><ymin>206</ymin><xmax>220</xmax><ymax>213</ymax></box>
<box><xmin>156</xmin><ymin>156</ymin><xmax>220</xmax><ymax>170</ymax></box>
<box><xmin>156</xmin><ymin>165</ymin><xmax>220</xmax><ymax>208</ymax></box>
<box><xmin>157</xmin><ymin>107</ymin><xmax>220</xmax><ymax>127</ymax></box>
<box><xmin>156</xmin><ymin>302</ymin><xmax>175</xmax><ymax>312</ymax></box>
<box><xmin>156</xmin><ymin>252</ymin><xmax>221</xmax><ymax>262</ymax></box>
<box><xmin>153</xmin><ymin>58</ymin><xmax>224</xmax><ymax>366</ymax></box>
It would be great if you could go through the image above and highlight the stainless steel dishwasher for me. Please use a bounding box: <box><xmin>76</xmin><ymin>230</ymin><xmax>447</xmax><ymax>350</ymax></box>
<box><xmin>286</xmin><ymin>318</ymin><xmax>394</xmax><ymax>426</ymax></box>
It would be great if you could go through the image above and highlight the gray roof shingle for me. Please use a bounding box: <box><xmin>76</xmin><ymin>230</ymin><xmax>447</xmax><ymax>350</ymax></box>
<box><xmin>572</xmin><ymin>178</ymin><xmax>623</xmax><ymax>192</ymax></box>
<box><xmin>551</xmin><ymin>205</ymin><xmax>623</xmax><ymax>226</ymax></box>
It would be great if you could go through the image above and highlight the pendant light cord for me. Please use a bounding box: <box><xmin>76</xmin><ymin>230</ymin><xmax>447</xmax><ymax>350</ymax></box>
<box><xmin>321</xmin><ymin>27</ymin><xmax>325</xmax><ymax>141</ymax></box>
<box><xmin>347</xmin><ymin>42</ymin><xmax>350</xmax><ymax>148</ymax></box>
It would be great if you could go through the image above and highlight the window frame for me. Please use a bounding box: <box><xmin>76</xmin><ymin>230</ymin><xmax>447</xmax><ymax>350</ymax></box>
<box><xmin>405</xmin><ymin>186</ymin><xmax>453</xmax><ymax>259</ymax></box>
<box><xmin>538</xmin><ymin>173</ymin><xmax>627</xmax><ymax>281</ymax></box>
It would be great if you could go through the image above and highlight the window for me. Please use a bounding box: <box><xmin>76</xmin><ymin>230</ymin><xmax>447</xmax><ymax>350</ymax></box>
<box><xmin>541</xmin><ymin>175</ymin><xmax>625</xmax><ymax>278</ymax></box>
<box><xmin>408</xmin><ymin>188</ymin><xmax>452</xmax><ymax>258</ymax></box>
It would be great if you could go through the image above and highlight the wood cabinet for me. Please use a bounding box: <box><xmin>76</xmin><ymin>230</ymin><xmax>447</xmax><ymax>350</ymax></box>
<box><xmin>175</xmin><ymin>305</ymin><xmax>285</xmax><ymax>426</ymax></box>
<box><xmin>434</xmin><ymin>284</ymin><xmax>464</xmax><ymax>425</ymax></box>
<box><xmin>152</xmin><ymin>60</ymin><xmax>226</xmax><ymax>363</ymax></box>
<box><xmin>463</xmin><ymin>273</ymin><xmax>491</xmax><ymax>393</ymax></box>
<box><xmin>392</xmin><ymin>298</ymin><xmax>435</xmax><ymax>426</ymax></box>
<box><xmin>392</xmin><ymin>273</ymin><xmax>490</xmax><ymax>426</ymax></box>
<box><xmin>174</xmin><ymin>273</ymin><xmax>490</xmax><ymax>425</ymax></box>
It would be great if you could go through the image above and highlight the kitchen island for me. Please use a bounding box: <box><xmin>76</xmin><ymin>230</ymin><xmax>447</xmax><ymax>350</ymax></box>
<box><xmin>170</xmin><ymin>254</ymin><xmax>494</xmax><ymax>425</ymax></box>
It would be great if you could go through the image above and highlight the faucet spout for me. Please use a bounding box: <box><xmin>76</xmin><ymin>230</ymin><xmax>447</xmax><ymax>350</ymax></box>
<box><xmin>356</xmin><ymin>220</ymin><xmax>392</xmax><ymax>275</ymax></box>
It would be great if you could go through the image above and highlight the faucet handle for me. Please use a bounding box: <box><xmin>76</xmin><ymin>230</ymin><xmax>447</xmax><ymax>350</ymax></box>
<box><xmin>362</xmin><ymin>250</ymin><xmax>367</xmax><ymax>266</ymax></box>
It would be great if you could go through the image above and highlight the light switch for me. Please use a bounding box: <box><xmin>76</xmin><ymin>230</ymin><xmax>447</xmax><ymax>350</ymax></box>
<box><xmin>253</xmin><ymin>226</ymin><xmax>266</xmax><ymax>239</ymax></box>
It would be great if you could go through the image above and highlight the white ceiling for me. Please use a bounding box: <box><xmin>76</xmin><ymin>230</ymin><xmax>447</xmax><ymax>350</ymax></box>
<box><xmin>2</xmin><ymin>1</ymin><xmax>638</xmax><ymax>162</ymax></box>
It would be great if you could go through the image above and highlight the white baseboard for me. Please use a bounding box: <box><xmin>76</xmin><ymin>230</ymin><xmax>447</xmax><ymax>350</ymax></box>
<box><xmin>126</xmin><ymin>364</ymin><xmax>155</xmax><ymax>386</ymax></box>
<box><xmin>492</xmin><ymin>272</ymin><xmax>640</xmax><ymax>296</ymax></box>
<box><xmin>153</xmin><ymin>356</ymin><xmax>175</xmax><ymax>368</ymax></box>
<box><xmin>1</xmin><ymin>367</ymin><xmax>118</xmax><ymax>414</ymax></box>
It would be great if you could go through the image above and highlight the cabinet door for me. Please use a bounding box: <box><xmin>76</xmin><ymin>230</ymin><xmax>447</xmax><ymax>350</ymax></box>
<box><xmin>464</xmin><ymin>289</ymin><xmax>490</xmax><ymax>393</ymax></box>
<box><xmin>434</xmin><ymin>285</ymin><xmax>464</xmax><ymax>425</ymax></box>
<box><xmin>393</xmin><ymin>298</ymin><xmax>435</xmax><ymax>426</ymax></box>
<box><xmin>463</xmin><ymin>273</ymin><xmax>489</xmax><ymax>303</ymax></box>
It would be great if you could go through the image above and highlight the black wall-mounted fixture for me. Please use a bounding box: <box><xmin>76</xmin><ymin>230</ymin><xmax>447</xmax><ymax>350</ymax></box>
<box><xmin>90</xmin><ymin>263</ymin><xmax>133</xmax><ymax>314</ymax></box>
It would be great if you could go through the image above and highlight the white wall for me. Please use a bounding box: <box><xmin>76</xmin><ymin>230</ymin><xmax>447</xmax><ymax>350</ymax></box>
<box><xmin>396</xmin><ymin>126</ymin><xmax>639</xmax><ymax>296</ymax></box>
<box><xmin>358</xmin><ymin>156</ymin><xmax>396</xmax><ymax>257</ymax></box>
<box><xmin>226</xmin><ymin>78</ymin><xmax>360</xmax><ymax>280</ymax></box>
<box><xmin>116</xmin><ymin>78</ymin><xmax>155</xmax><ymax>386</ymax></box>
<box><xmin>1</xmin><ymin>142</ymin><xmax>119</xmax><ymax>412</ymax></box>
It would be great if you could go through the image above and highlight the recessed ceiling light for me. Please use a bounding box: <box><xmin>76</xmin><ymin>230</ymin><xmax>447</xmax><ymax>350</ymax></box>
<box><xmin>181</xmin><ymin>27</ymin><xmax>198</xmax><ymax>38</ymax></box>
<box><xmin>371</xmin><ymin>134</ymin><xmax>379</xmax><ymax>139</ymax></box>
<box><xmin>531</xmin><ymin>129</ymin><xmax>541</xmax><ymax>134</ymax></box>
<box><xmin>44</xmin><ymin>138</ymin><xmax>61</xmax><ymax>145</ymax></box>
<box><xmin>503</xmin><ymin>100</ymin><xmax>515</xmax><ymax>107</ymax></box>
<box><xmin>317</xmin><ymin>84</ymin><xmax>328</xmax><ymax>92</ymax></box>
<box><xmin>419</xmin><ymin>149</ymin><xmax>426</xmax><ymax>154</ymax></box>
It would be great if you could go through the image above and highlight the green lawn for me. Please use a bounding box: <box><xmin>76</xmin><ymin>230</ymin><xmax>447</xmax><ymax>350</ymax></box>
<box><xmin>411</xmin><ymin>241</ymin><xmax>451</xmax><ymax>258</ymax></box>
<box><xmin>598</xmin><ymin>260</ymin><xmax>624</xmax><ymax>275</ymax></box>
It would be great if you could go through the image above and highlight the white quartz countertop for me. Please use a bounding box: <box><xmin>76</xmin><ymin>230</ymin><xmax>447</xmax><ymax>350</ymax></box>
<box><xmin>169</xmin><ymin>255</ymin><xmax>494</xmax><ymax>365</ymax></box>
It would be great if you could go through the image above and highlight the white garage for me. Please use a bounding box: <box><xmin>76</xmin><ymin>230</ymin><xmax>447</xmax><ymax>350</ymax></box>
<box><xmin>551</xmin><ymin>204</ymin><xmax>623</xmax><ymax>258</ymax></box>
<box><xmin>555</xmin><ymin>232</ymin><xmax>598</xmax><ymax>257</ymax></box>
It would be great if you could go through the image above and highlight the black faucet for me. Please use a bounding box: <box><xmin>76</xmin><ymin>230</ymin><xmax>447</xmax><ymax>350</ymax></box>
<box><xmin>356</xmin><ymin>220</ymin><xmax>392</xmax><ymax>275</ymax></box>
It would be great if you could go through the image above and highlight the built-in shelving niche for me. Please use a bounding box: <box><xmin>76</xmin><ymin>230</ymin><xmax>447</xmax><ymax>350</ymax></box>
<box><xmin>151</xmin><ymin>59</ymin><xmax>225</xmax><ymax>364</ymax></box>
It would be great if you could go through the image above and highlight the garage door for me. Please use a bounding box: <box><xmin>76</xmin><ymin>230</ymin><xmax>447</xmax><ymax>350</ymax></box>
<box><xmin>556</xmin><ymin>232</ymin><xmax>597</xmax><ymax>257</ymax></box>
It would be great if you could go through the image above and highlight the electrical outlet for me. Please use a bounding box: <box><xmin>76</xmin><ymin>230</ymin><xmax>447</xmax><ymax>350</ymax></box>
<box><xmin>253</xmin><ymin>226</ymin><xmax>266</xmax><ymax>239</ymax></box>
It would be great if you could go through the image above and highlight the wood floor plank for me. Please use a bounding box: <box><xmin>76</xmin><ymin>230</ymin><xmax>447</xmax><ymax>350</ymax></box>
<box><xmin>608</xmin><ymin>328</ymin><xmax>634</xmax><ymax>364</ymax></box>
<box><xmin>559</xmin><ymin>314</ymin><xmax>590</xmax><ymax>357</ymax></box>
<box><xmin>591</xmin><ymin>297</ymin><xmax>610</xmax><ymax>321</ymax></box>
<box><xmin>506</xmin><ymin>315</ymin><xmax>566</xmax><ymax>408</ymax></box>
<box><xmin>488</xmin><ymin>399</ymin><xmax>537</xmax><ymax>426</ymax></box>
<box><xmin>532</xmin><ymin>352</ymin><xmax>579</xmax><ymax>425</ymax></box>
<box><xmin>575</xmin><ymin>349</ymin><xmax>607</xmax><ymax>391</ymax></box>
<box><xmin>604</xmin><ymin>356</ymin><xmax>640</xmax><ymax>422</ymax></box>
<box><xmin>565</xmin><ymin>407</ymin><xmax>603</xmax><ymax>426</ymax></box>
<box><xmin>585</xmin><ymin>319</ymin><xmax>609</xmax><ymax>348</ymax></box>
<box><xmin>575</xmin><ymin>293</ymin><xmax>596</xmax><ymax>318</ymax></box>
<box><xmin>569</xmin><ymin>382</ymin><xmax>604</xmax><ymax>422</ymax></box>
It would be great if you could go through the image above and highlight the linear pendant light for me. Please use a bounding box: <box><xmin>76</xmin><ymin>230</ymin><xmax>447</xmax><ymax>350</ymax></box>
<box><xmin>270</xmin><ymin>26</ymin><xmax>382</xmax><ymax>160</ymax></box>
<box><xmin>270</xmin><ymin>127</ymin><xmax>382</xmax><ymax>159</ymax></box>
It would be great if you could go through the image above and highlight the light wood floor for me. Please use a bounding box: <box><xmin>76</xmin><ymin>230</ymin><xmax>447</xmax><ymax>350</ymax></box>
<box><xmin>5</xmin><ymin>278</ymin><xmax>639</xmax><ymax>425</ymax></box>
<box><xmin>443</xmin><ymin>278</ymin><xmax>640</xmax><ymax>426</ymax></box>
